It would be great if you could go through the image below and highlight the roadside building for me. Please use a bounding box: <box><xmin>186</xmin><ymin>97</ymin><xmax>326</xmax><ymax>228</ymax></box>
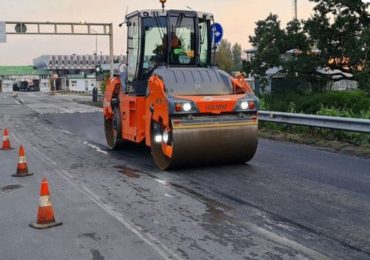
<box><xmin>33</xmin><ymin>54</ymin><xmax>126</xmax><ymax>92</ymax></box>
<box><xmin>68</xmin><ymin>74</ymin><xmax>97</xmax><ymax>92</ymax></box>
<box><xmin>243</xmin><ymin>48</ymin><xmax>257</xmax><ymax>62</ymax></box>
<box><xmin>0</xmin><ymin>54</ymin><xmax>126</xmax><ymax>93</ymax></box>
<box><xmin>243</xmin><ymin>48</ymin><xmax>358</xmax><ymax>93</ymax></box>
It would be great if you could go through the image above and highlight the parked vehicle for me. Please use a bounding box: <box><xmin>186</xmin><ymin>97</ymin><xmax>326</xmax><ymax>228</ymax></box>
<box><xmin>12</xmin><ymin>80</ymin><xmax>40</xmax><ymax>92</ymax></box>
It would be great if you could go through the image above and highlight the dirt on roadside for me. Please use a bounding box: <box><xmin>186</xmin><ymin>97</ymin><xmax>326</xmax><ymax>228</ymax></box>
<box><xmin>259</xmin><ymin>128</ymin><xmax>370</xmax><ymax>158</ymax></box>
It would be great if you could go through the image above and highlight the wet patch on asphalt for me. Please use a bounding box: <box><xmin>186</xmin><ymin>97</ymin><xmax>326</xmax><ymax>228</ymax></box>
<box><xmin>114</xmin><ymin>165</ymin><xmax>141</xmax><ymax>178</ymax></box>
<box><xmin>117</xmin><ymin>165</ymin><xmax>235</xmax><ymax>224</ymax></box>
<box><xmin>169</xmin><ymin>182</ymin><xmax>232</xmax><ymax>224</ymax></box>
<box><xmin>91</xmin><ymin>249</ymin><xmax>104</xmax><ymax>260</ymax></box>
<box><xmin>71</xmin><ymin>162</ymin><xmax>84</xmax><ymax>170</ymax></box>
<box><xmin>77</xmin><ymin>232</ymin><xmax>101</xmax><ymax>242</ymax></box>
<box><xmin>1</xmin><ymin>184</ymin><xmax>23</xmax><ymax>192</ymax></box>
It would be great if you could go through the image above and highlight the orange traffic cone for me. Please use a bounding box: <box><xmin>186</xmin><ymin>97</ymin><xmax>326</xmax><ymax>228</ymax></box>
<box><xmin>0</xmin><ymin>128</ymin><xmax>13</xmax><ymax>150</ymax></box>
<box><xmin>12</xmin><ymin>145</ymin><xmax>33</xmax><ymax>177</ymax></box>
<box><xmin>30</xmin><ymin>178</ymin><xmax>63</xmax><ymax>229</ymax></box>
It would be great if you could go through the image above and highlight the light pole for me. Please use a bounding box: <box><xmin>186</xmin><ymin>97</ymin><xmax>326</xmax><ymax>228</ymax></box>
<box><xmin>91</xmin><ymin>29</ymin><xmax>98</xmax><ymax>85</ymax></box>
<box><xmin>91</xmin><ymin>29</ymin><xmax>98</xmax><ymax>59</ymax></box>
<box><xmin>294</xmin><ymin>0</ymin><xmax>298</xmax><ymax>20</ymax></box>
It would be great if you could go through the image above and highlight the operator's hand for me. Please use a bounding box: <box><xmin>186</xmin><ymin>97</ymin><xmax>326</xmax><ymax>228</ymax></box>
<box><xmin>103</xmin><ymin>101</ymin><xmax>114</xmax><ymax>119</ymax></box>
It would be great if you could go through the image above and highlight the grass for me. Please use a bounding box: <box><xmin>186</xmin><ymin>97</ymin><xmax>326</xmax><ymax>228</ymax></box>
<box><xmin>259</xmin><ymin>127</ymin><xmax>370</xmax><ymax>158</ymax></box>
<box><xmin>258</xmin><ymin>90</ymin><xmax>370</xmax><ymax>157</ymax></box>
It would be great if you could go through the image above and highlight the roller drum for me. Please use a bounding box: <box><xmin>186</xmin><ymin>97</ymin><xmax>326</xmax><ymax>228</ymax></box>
<box><xmin>151</xmin><ymin>123</ymin><xmax>258</xmax><ymax>170</ymax></box>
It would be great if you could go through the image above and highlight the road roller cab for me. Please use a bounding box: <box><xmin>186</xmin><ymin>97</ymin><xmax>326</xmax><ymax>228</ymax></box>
<box><xmin>103</xmin><ymin>8</ymin><xmax>259</xmax><ymax>170</ymax></box>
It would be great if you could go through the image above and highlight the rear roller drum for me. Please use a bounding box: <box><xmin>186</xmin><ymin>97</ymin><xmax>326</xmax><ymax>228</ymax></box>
<box><xmin>104</xmin><ymin>105</ymin><xmax>123</xmax><ymax>150</ymax></box>
<box><xmin>150</xmin><ymin>121</ymin><xmax>174</xmax><ymax>170</ymax></box>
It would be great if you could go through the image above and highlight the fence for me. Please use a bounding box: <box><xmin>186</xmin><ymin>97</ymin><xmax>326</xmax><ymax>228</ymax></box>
<box><xmin>259</xmin><ymin>111</ymin><xmax>370</xmax><ymax>133</ymax></box>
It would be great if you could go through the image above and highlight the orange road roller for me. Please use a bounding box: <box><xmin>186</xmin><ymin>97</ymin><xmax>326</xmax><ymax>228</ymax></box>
<box><xmin>103</xmin><ymin>7</ymin><xmax>259</xmax><ymax>170</ymax></box>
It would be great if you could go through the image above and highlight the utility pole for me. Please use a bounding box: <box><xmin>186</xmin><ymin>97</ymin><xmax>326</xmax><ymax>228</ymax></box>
<box><xmin>91</xmin><ymin>29</ymin><xmax>98</xmax><ymax>57</ymax></box>
<box><xmin>109</xmin><ymin>23</ymin><xmax>114</xmax><ymax>77</ymax></box>
<box><xmin>293</xmin><ymin>0</ymin><xmax>298</xmax><ymax>20</ymax></box>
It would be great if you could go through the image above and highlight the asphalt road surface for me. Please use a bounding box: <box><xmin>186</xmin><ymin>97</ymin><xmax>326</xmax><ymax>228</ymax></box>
<box><xmin>0</xmin><ymin>92</ymin><xmax>369</xmax><ymax>260</ymax></box>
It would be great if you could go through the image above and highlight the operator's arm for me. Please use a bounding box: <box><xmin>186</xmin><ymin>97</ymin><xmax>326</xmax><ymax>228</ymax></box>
<box><xmin>103</xmin><ymin>77</ymin><xmax>121</xmax><ymax>119</ymax></box>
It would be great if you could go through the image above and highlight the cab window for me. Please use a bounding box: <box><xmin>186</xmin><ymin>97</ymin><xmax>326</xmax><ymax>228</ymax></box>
<box><xmin>140</xmin><ymin>17</ymin><xmax>167</xmax><ymax>79</ymax></box>
<box><xmin>199</xmin><ymin>18</ymin><xmax>210</xmax><ymax>66</ymax></box>
<box><xmin>127</xmin><ymin>16</ymin><xmax>141</xmax><ymax>82</ymax></box>
<box><xmin>169</xmin><ymin>15</ymin><xmax>196</xmax><ymax>65</ymax></box>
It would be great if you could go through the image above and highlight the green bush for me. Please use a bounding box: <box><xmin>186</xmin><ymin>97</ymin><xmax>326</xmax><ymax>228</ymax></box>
<box><xmin>355</xmin><ymin>69</ymin><xmax>370</xmax><ymax>92</ymax></box>
<box><xmin>260</xmin><ymin>90</ymin><xmax>370</xmax><ymax>146</ymax></box>
<box><xmin>100</xmin><ymin>74</ymin><xmax>110</xmax><ymax>94</ymax></box>
<box><xmin>263</xmin><ymin>90</ymin><xmax>370</xmax><ymax>118</ymax></box>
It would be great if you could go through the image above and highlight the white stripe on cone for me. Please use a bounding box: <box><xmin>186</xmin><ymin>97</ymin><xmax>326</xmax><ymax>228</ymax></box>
<box><xmin>39</xmin><ymin>195</ymin><xmax>52</xmax><ymax>207</ymax></box>
<box><xmin>19</xmin><ymin>156</ymin><xmax>26</xmax><ymax>164</ymax></box>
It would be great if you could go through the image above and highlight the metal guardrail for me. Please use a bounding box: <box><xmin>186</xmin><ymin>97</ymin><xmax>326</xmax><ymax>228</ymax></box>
<box><xmin>258</xmin><ymin>111</ymin><xmax>370</xmax><ymax>133</ymax></box>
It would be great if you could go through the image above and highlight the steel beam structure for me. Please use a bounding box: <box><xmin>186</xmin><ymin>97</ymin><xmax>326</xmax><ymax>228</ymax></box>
<box><xmin>5</xmin><ymin>21</ymin><xmax>114</xmax><ymax>76</ymax></box>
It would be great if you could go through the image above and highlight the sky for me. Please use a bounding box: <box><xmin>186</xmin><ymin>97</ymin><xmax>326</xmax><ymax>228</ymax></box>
<box><xmin>0</xmin><ymin>0</ymin><xmax>316</xmax><ymax>65</ymax></box>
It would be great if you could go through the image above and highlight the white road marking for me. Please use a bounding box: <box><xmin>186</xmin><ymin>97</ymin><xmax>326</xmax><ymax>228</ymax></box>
<box><xmin>82</xmin><ymin>141</ymin><xmax>108</xmax><ymax>155</ymax></box>
<box><xmin>155</xmin><ymin>179</ymin><xmax>168</xmax><ymax>185</ymax></box>
<box><xmin>10</xmin><ymin>131</ymin><xmax>182</xmax><ymax>260</ymax></box>
<box><xmin>235</xmin><ymin>219</ymin><xmax>329</xmax><ymax>260</ymax></box>
<box><xmin>59</xmin><ymin>170</ymin><xmax>181</xmax><ymax>260</ymax></box>
<box><xmin>13</xmin><ymin>133</ymin><xmax>58</xmax><ymax>167</ymax></box>
<box><xmin>9</xmin><ymin>97</ymin><xmax>20</xmax><ymax>105</ymax></box>
<box><xmin>7</xmin><ymin>115</ymin><xmax>329</xmax><ymax>260</ymax></box>
<box><xmin>60</xmin><ymin>129</ymin><xmax>72</xmax><ymax>135</ymax></box>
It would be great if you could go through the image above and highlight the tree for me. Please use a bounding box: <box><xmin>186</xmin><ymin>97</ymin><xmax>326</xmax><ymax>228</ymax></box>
<box><xmin>242</xmin><ymin>60</ymin><xmax>253</xmax><ymax>75</ymax></box>
<box><xmin>248</xmin><ymin>1</ymin><xmax>370</xmax><ymax>92</ymax></box>
<box><xmin>282</xmin><ymin>19</ymin><xmax>321</xmax><ymax>77</ymax></box>
<box><xmin>249</xmin><ymin>14</ymin><xmax>316</xmax><ymax>77</ymax></box>
<box><xmin>215</xmin><ymin>39</ymin><xmax>233</xmax><ymax>73</ymax></box>
<box><xmin>232</xmin><ymin>43</ymin><xmax>242</xmax><ymax>71</ymax></box>
<box><xmin>100</xmin><ymin>74</ymin><xmax>110</xmax><ymax>93</ymax></box>
<box><xmin>285</xmin><ymin>19</ymin><xmax>310</xmax><ymax>52</ymax></box>
<box><xmin>249</xmin><ymin>14</ymin><xmax>285</xmax><ymax>76</ymax></box>
<box><xmin>305</xmin><ymin>0</ymin><xmax>370</xmax><ymax>91</ymax></box>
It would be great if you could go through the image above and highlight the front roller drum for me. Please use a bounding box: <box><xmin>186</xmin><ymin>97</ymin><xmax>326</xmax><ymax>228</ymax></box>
<box><xmin>151</xmin><ymin>122</ymin><xmax>258</xmax><ymax>170</ymax></box>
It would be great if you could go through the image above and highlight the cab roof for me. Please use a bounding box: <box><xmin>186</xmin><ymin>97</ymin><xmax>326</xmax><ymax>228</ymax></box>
<box><xmin>126</xmin><ymin>9</ymin><xmax>214</xmax><ymax>20</ymax></box>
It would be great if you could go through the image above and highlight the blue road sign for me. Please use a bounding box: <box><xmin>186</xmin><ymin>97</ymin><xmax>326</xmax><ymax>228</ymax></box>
<box><xmin>210</xmin><ymin>23</ymin><xmax>223</xmax><ymax>45</ymax></box>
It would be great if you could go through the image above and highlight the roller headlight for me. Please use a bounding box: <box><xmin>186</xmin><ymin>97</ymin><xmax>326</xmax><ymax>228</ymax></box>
<box><xmin>235</xmin><ymin>98</ymin><xmax>258</xmax><ymax>112</ymax></box>
<box><xmin>240</xmin><ymin>101</ymin><xmax>249</xmax><ymax>110</ymax></box>
<box><xmin>162</xmin><ymin>129</ymin><xmax>169</xmax><ymax>144</ymax></box>
<box><xmin>182</xmin><ymin>103</ymin><xmax>192</xmax><ymax>112</ymax></box>
<box><xmin>154</xmin><ymin>135</ymin><xmax>162</xmax><ymax>143</ymax></box>
<box><xmin>172</xmin><ymin>99</ymin><xmax>198</xmax><ymax>114</ymax></box>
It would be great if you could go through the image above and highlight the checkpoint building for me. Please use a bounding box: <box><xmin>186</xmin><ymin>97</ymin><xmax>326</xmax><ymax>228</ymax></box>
<box><xmin>33</xmin><ymin>54</ymin><xmax>125</xmax><ymax>92</ymax></box>
<box><xmin>0</xmin><ymin>54</ymin><xmax>126</xmax><ymax>93</ymax></box>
